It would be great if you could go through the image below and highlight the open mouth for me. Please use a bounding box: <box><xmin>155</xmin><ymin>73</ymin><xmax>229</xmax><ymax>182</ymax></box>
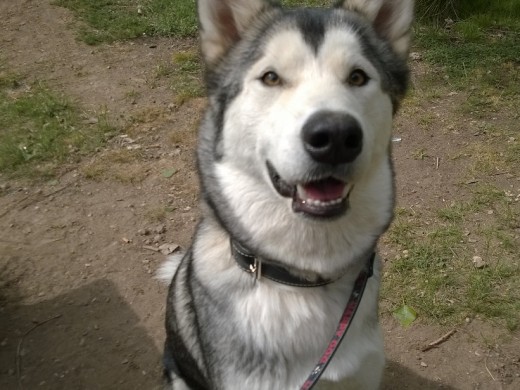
<box><xmin>267</xmin><ymin>162</ymin><xmax>352</xmax><ymax>218</ymax></box>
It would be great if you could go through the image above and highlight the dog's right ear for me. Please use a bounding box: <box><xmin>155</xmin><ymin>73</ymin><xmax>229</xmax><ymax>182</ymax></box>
<box><xmin>197</xmin><ymin>0</ymin><xmax>273</xmax><ymax>66</ymax></box>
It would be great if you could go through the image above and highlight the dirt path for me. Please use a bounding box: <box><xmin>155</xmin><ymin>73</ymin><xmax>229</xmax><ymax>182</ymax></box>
<box><xmin>1</xmin><ymin>1</ymin><xmax>518</xmax><ymax>389</ymax></box>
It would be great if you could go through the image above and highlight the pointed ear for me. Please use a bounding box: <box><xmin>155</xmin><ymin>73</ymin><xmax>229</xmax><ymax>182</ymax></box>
<box><xmin>197</xmin><ymin>0</ymin><xmax>273</xmax><ymax>66</ymax></box>
<box><xmin>336</xmin><ymin>0</ymin><xmax>414</xmax><ymax>58</ymax></box>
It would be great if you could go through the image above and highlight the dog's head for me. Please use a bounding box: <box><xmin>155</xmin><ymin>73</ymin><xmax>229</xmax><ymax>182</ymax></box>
<box><xmin>196</xmin><ymin>0</ymin><xmax>413</xmax><ymax>268</ymax></box>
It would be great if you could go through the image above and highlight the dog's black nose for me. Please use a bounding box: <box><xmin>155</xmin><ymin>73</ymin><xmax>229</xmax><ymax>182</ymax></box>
<box><xmin>302</xmin><ymin>111</ymin><xmax>363</xmax><ymax>165</ymax></box>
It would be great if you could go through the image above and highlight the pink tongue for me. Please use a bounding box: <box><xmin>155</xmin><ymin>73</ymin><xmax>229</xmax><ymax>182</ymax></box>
<box><xmin>302</xmin><ymin>179</ymin><xmax>346</xmax><ymax>202</ymax></box>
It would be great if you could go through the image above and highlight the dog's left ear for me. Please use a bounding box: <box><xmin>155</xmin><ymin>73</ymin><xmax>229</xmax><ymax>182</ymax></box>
<box><xmin>197</xmin><ymin>0</ymin><xmax>274</xmax><ymax>66</ymax></box>
<box><xmin>336</xmin><ymin>0</ymin><xmax>414</xmax><ymax>58</ymax></box>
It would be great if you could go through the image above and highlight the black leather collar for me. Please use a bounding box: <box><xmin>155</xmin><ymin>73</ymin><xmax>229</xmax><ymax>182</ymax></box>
<box><xmin>231</xmin><ymin>239</ymin><xmax>374</xmax><ymax>288</ymax></box>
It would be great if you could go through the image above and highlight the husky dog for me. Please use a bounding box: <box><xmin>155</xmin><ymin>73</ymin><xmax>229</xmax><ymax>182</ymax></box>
<box><xmin>160</xmin><ymin>0</ymin><xmax>413</xmax><ymax>388</ymax></box>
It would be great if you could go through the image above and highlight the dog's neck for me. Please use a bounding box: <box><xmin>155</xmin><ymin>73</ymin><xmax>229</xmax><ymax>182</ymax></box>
<box><xmin>230</xmin><ymin>238</ymin><xmax>375</xmax><ymax>287</ymax></box>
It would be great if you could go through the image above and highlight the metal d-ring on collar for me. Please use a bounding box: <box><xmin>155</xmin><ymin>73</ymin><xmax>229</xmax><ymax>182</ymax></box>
<box><xmin>230</xmin><ymin>238</ymin><xmax>375</xmax><ymax>389</ymax></box>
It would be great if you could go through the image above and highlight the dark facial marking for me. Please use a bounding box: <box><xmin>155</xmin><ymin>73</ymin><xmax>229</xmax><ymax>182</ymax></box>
<box><xmin>292</xmin><ymin>9</ymin><xmax>326</xmax><ymax>54</ymax></box>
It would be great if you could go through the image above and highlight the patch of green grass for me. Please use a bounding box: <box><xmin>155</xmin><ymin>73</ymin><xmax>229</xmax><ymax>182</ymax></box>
<box><xmin>416</xmin><ymin>29</ymin><xmax>519</xmax><ymax>89</ymax></box>
<box><xmin>471</xmin><ymin>184</ymin><xmax>507</xmax><ymax>209</ymax></box>
<box><xmin>385</xmin><ymin>224</ymin><xmax>463</xmax><ymax>321</ymax></box>
<box><xmin>415</xmin><ymin>0</ymin><xmax>458</xmax><ymax>22</ymax></box>
<box><xmin>81</xmin><ymin>149</ymin><xmax>148</xmax><ymax>183</ymax></box>
<box><xmin>458</xmin><ymin>1</ymin><xmax>520</xmax><ymax>20</ymax></box>
<box><xmin>151</xmin><ymin>49</ymin><xmax>204</xmax><ymax>104</ymax></box>
<box><xmin>0</xmin><ymin>71</ymin><xmax>21</xmax><ymax>90</ymax></box>
<box><xmin>416</xmin><ymin>0</ymin><xmax>520</xmax><ymax>23</ymax></box>
<box><xmin>411</xmin><ymin>148</ymin><xmax>429</xmax><ymax>160</ymax></box>
<box><xmin>437</xmin><ymin>203</ymin><xmax>466</xmax><ymax>223</ymax></box>
<box><xmin>170</xmin><ymin>50</ymin><xmax>204</xmax><ymax>104</ymax></box>
<box><xmin>505</xmin><ymin>138</ymin><xmax>520</xmax><ymax>165</ymax></box>
<box><xmin>54</xmin><ymin>0</ymin><xmax>198</xmax><ymax>44</ymax></box>
<box><xmin>0</xmin><ymin>79</ymin><xmax>117</xmax><ymax>177</ymax></box>
<box><xmin>383</xmin><ymin>184</ymin><xmax>520</xmax><ymax>330</ymax></box>
<box><xmin>144</xmin><ymin>205</ymin><xmax>172</xmax><ymax>222</ymax></box>
<box><xmin>55</xmin><ymin>0</ymin><xmax>338</xmax><ymax>45</ymax></box>
<box><xmin>154</xmin><ymin>62</ymin><xmax>175</xmax><ymax>79</ymax></box>
<box><xmin>415</xmin><ymin>2</ymin><xmax>520</xmax><ymax>96</ymax></box>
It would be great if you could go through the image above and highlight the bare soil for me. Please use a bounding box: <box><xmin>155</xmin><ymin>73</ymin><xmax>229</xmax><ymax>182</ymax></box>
<box><xmin>1</xmin><ymin>1</ymin><xmax>518</xmax><ymax>389</ymax></box>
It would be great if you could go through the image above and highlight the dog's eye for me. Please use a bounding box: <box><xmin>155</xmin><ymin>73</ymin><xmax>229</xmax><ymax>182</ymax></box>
<box><xmin>348</xmin><ymin>69</ymin><xmax>369</xmax><ymax>87</ymax></box>
<box><xmin>261</xmin><ymin>71</ymin><xmax>282</xmax><ymax>87</ymax></box>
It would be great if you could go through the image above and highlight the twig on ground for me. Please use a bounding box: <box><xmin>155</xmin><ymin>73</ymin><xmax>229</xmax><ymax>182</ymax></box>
<box><xmin>484</xmin><ymin>357</ymin><xmax>496</xmax><ymax>382</ymax></box>
<box><xmin>143</xmin><ymin>245</ymin><xmax>161</xmax><ymax>252</ymax></box>
<box><xmin>436</xmin><ymin>157</ymin><xmax>440</xmax><ymax>169</ymax></box>
<box><xmin>490</xmin><ymin>171</ymin><xmax>511</xmax><ymax>177</ymax></box>
<box><xmin>16</xmin><ymin>314</ymin><xmax>62</xmax><ymax>389</ymax></box>
<box><xmin>421</xmin><ymin>329</ymin><xmax>457</xmax><ymax>352</ymax></box>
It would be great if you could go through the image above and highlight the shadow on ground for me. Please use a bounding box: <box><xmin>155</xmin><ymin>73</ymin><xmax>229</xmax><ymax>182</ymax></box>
<box><xmin>0</xmin><ymin>279</ymin><xmax>162</xmax><ymax>389</ymax></box>
<box><xmin>384</xmin><ymin>360</ymin><xmax>456</xmax><ymax>389</ymax></box>
<box><xmin>0</xmin><ymin>273</ymin><xmax>454</xmax><ymax>389</ymax></box>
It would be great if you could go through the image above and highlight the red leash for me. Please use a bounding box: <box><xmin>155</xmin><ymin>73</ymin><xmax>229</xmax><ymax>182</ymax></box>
<box><xmin>300</xmin><ymin>254</ymin><xmax>375</xmax><ymax>390</ymax></box>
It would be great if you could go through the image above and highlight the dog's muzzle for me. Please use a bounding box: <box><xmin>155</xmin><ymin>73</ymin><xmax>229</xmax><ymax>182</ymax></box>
<box><xmin>266</xmin><ymin>111</ymin><xmax>361</xmax><ymax>219</ymax></box>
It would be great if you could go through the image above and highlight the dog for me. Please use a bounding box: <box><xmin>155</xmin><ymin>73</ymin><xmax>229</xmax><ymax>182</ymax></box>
<box><xmin>159</xmin><ymin>0</ymin><xmax>413</xmax><ymax>388</ymax></box>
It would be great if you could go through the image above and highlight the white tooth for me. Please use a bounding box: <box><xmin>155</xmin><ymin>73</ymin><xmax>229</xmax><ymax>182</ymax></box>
<box><xmin>309</xmin><ymin>199</ymin><xmax>321</xmax><ymax>207</ymax></box>
<box><xmin>297</xmin><ymin>185</ymin><xmax>308</xmax><ymax>200</ymax></box>
<box><xmin>342</xmin><ymin>184</ymin><xmax>351</xmax><ymax>198</ymax></box>
<box><xmin>297</xmin><ymin>183</ymin><xmax>350</xmax><ymax>209</ymax></box>
<box><xmin>305</xmin><ymin>198</ymin><xmax>344</xmax><ymax>208</ymax></box>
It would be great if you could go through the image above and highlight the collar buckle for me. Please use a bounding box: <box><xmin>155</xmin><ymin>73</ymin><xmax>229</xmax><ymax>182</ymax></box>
<box><xmin>249</xmin><ymin>258</ymin><xmax>262</xmax><ymax>281</ymax></box>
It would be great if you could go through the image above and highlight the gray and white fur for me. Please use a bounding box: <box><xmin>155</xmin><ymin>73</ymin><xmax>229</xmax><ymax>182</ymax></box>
<box><xmin>160</xmin><ymin>0</ymin><xmax>414</xmax><ymax>389</ymax></box>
